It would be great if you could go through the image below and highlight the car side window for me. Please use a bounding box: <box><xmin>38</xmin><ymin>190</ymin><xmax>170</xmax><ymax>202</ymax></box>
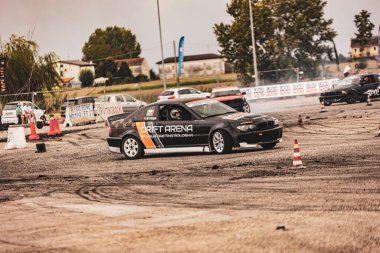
<box><xmin>189</xmin><ymin>89</ymin><xmax>200</xmax><ymax>94</ymax></box>
<box><xmin>132</xmin><ymin>106</ymin><xmax>157</xmax><ymax>121</ymax></box>
<box><xmin>178</xmin><ymin>89</ymin><xmax>190</xmax><ymax>95</ymax></box>
<box><xmin>116</xmin><ymin>95</ymin><xmax>124</xmax><ymax>102</ymax></box>
<box><xmin>159</xmin><ymin>105</ymin><xmax>192</xmax><ymax>121</ymax></box>
<box><xmin>123</xmin><ymin>95</ymin><xmax>135</xmax><ymax>102</ymax></box>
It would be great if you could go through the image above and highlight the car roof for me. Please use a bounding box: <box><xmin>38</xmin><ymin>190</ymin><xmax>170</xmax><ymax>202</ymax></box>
<box><xmin>212</xmin><ymin>86</ymin><xmax>239</xmax><ymax>91</ymax></box>
<box><xmin>6</xmin><ymin>101</ymin><xmax>32</xmax><ymax>105</ymax></box>
<box><xmin>150</xmin><ymin>98</ymin><xmax>214</xmax><ymax>106</ymax></box>
<box><xmin>162</xmin><ymin>87</ymin><xmax>198</xmax><ymax>92</ymax></box>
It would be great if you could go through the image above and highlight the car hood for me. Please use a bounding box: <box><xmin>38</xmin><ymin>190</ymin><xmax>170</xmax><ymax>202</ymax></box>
<box><xmin>323</xmin><ymin>84</ymin><xmax>357</xmax><ymax>93</ymax></box>
<box><xmin>211</xmin><ymin>95</ymin><xmax>243</xmax><ymax>102</ymax></box>
<box><xmin>209</xmin><ymin>112</ymin><xmax>273</xmax><ymax>124</ymax></box>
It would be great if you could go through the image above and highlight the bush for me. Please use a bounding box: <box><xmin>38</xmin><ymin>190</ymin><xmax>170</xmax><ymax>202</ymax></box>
<box><xmin>79</xmin><ymin>69</ymin><xmax>95</xmax><ymax>87</ymax></box>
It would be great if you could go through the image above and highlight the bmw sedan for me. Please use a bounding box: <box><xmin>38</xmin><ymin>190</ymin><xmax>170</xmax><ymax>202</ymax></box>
<box><xmin>107</xmin><ymin>98</ymin><xmax>282</xmax><ymax>159</ymax></box>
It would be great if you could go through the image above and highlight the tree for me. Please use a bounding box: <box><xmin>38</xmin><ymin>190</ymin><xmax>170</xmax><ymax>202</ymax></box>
<box><xmin>95</xmin><ymin>58</ymin><xmax>117</xmax><ymax>78</ymax></box>
<box><xmin>82</xmin><ymin>26</ymin><xmax>141</xmax><ymax>62</ymax></box>
<box><xmin>214</xmin><ymin>0</ymin><xmax>336</xmax><ymax>85</ymax></box>
<box><xmin>79</xmin><ymin>69</ymin><xmax>94</xmax><ymax>87</ymax></box>
<box><xmin>354</xmin><ymin>10</ymin><xmax>375</xmax><ymax>56</ymax></box>
<box><xmin>149</xmin><ymin>69</ymin><xmax>159</xmax><ymax>80</ymax></box>
<box><xmin>117</xmin><ymin>62</ymin><xmax>133</xmax><ymax>83</ymax></box>
<box><xmin>0</xmin><ymin>35</ymin><xmax>59</xmax><ymax>104</ymax></box>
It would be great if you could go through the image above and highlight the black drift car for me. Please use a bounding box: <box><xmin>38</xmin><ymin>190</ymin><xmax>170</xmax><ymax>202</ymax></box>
<box><xmin>107</xmin><ymin>98</ymin><xmax>282</xmax><ymax>159</ymax></box>
<box><xmin>319</xmin><ymin>74</ymin><xmax>380</xmax><ymax>105</ymax></box>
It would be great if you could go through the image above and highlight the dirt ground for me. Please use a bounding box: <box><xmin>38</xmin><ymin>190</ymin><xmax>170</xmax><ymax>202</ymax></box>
<box><xmin>1</xmin><ymin>97</ymin><xmax>380</xmax><ymax>253</ymax></box>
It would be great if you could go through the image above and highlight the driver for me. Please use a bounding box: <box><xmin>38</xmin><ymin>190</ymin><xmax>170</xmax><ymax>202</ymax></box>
<box><xmin>170</xmin><ymin>108</ymin><xmax>183</xmax><ymax>120</ymax></box>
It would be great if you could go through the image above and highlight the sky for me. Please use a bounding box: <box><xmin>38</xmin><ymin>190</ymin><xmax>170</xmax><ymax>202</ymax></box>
<box><xmin>1</xmin><ymin>0</ymin><xmax>380</xmax><ymax>71</ymax></box>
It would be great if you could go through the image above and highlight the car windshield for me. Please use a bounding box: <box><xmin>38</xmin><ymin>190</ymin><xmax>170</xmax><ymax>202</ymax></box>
<box><xmin>186</xmin><ymin>99</ymin><xmax>236</xmax><ymax>118</ymax></box>
<box><xmin>4</xmin><ymin>104</ymin><xmax>17</xmax><ymax>110</ymax></box>
<box><xmin>340</xmin><ymin>76</ymin><xmax>360</xmax><ymax>86</ymax></box>
<box><xmin>97</xmin><ymin>96</ymin><xmax>109</xmax><ymax>103</ymax></box>
<box><xmin>160</xmin><ymin>91</ymin><xmax>175</xmax><ymax>96</ymax></box>
<box><xmin>211</xmin><ymin>89</ymin><xmax>241</xmax><ymax>97</ymax></box>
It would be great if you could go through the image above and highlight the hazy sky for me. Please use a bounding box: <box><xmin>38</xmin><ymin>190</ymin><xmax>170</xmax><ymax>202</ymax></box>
<box><xmin>1</xmin><ymin>0</ymin><xmax>379</xmax><ymax>71</ymax></box>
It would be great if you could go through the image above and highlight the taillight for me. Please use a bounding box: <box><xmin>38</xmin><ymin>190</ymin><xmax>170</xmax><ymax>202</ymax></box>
<box><xmin>168</xmin><ymin>96</ymin><xmax>175</xmax><ymax>99</ymax></box>
<box><xmin>108</xmin><ymin>127</ymin><xmax>112</xmax><ymax>136</ymax></box>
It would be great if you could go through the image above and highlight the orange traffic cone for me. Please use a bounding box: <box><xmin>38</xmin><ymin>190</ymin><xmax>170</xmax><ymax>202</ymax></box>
<box><xmin>376</xmin><ymin>123</ymin><xmax>380</xmax><ymax>137</ymax></box>
<box><xmin>47</xmin><ymin>118</ymin><xmax>56</xmax><ymax>137</ymax></box>
<box><xmin>367</xmin><ymin>94</ymin><xmax>372</xmax><ymax>106</ymax></box>
<box><xmin>293</xmin><ymin>139</ymin><xmax>305</xmax><ymax>168</ymax></box>
<box><xmin>53</xmin><ymin>119</ymin><xmax>62</xmax><ymax>136</ymax></box>
<box><xmin>298</xmin><ymin>115</ymin><xmax>304</xmax><ymax>127</ymax></box>
<box><xmin>28</xmin><ymin>121</ymin><xmax>40</xmax><ymax>141</ymax></box>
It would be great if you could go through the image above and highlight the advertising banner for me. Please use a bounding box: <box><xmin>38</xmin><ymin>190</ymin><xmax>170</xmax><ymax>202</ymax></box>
<box><xmin>65</xmin><ymin>103</ymin><xmax>96</xmax><ymax>127</ymax></box>
<box><xmin>95</xmin><ymin>103</ymin><xmax>124</xmax><ymax>122</ymax></box>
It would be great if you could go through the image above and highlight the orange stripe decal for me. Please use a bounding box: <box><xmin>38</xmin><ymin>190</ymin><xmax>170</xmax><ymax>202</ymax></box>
<box><xmin>136</xmin><ymin>122</ymin><xmax>156</xmax><ymax>149</ymax></box>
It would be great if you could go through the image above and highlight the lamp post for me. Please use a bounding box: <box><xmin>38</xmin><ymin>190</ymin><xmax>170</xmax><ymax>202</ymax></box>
<box><xmin>248</xmin><ymin>0</ymin><xmax>259</xmax><ymax>86</ymax></box>
<box><xmin>157</xmin><ymin>0</ymin><xmax>167</xmax><ymax>90</ymax></box>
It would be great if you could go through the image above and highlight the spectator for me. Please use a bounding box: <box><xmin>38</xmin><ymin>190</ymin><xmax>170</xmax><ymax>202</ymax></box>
<box><xmin>16</xmin><ymin>103</ymin><xmax>22</xmax><ymax>124</ymax></box>
<box><xmin>26</xmin><ymin>103</ymin><xmax>33</xmax><ymax>123</ymax></box>
<box><xmin>343</xmin><ymin>64</ymin><xmax>351</xmax><ymax>78</ymax></box>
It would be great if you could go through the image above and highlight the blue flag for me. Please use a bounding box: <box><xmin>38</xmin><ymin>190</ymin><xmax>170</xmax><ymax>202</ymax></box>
<box><xmin>178</xmin><ymin>36</ymin><xmax>185</xmax><ymax>78</ymax></box>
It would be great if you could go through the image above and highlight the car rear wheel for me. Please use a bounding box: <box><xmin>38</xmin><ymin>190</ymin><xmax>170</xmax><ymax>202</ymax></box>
<box><xmin>323</xmin><ymin>101</ymin><xmax>332</xmax><ymax>106</ymax></box>
<box><xmin>212</xmin><ymin>130</ymin><xmax>232</xmax><ymax>154</ymax></box>
<box><xmin>261</xmin><ymin>142</ymin><xmax>277</xmax><ymax>150</ymax></box>
<box><xmin>122</xmin><ymin>136</ymin><xmax>144</xmax><ymax>159</ymax></box>
<box><xmin>243</xmin><ymin>102</ymin><xmax>250</xmax><ymax>113</ymax></box>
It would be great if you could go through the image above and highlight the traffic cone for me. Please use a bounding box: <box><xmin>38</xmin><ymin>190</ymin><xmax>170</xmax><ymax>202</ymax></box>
<box><xmin>298</xmin><ymin>115</ymin><xmax>304</xmax><ymax>127</ymax></box>
<box><xmin>293</xmin><ymin>139</ymin><xmax>305</xmax><ymax>168</ymax></box>
<box><xmin>53</xmin><ymin>119</ymin><xmax>62</xmax><ymax>136</ymax></box>
<box><xmin>320</xmin><ymin>100</ymin><xmax>327</xmax><ymax>113</ymax></box>
<box><xmin>28</xmin><ymin>121</ymin><xmax>40</xmax><ymax>141</ymax></box>
<box><xmin>367</xmin><ymin>94</ymin><xmax>372</xmax><ymax>106</ymax></box>
<box><xmin>47</xmin><ymin>118</ymin><xmax>56</xmax><ymax>137</ymax></box>
<box><xmin>376</xmin><ymin>123</ymin><xmax>380</xmax><ymax>137</ymax></box>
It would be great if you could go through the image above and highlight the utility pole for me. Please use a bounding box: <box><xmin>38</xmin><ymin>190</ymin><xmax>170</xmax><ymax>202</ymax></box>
<box><xmin>249</xmin><ymin>0</ymin><xmax>259</xmax><ymax>87</ymax></box>
<box><xmin>157</xmin><ymin>0</ymin><xmax>167</xmax><ymax>90</ymax></box>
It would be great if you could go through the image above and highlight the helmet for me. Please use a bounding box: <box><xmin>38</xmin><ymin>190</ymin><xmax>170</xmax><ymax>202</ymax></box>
<box><xmin>170</xmin><ymin>108</ymin><xmax>182</xmax><ymax>120</ymax></box>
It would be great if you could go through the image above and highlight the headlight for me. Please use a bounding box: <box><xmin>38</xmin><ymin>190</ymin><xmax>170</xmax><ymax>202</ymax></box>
<box><xmin>237</xmin><ymin>124</ymin><xmax>257</xmax><ymax>131</ymax></box>
<box><xmin>273</xmin><ymin>118</ymin><xmax>279</xmax><ymax>126</ymax></box>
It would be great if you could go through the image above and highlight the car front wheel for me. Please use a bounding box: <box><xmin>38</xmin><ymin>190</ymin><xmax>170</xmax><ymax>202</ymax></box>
<box><xmin>261</xmin><ymin>142</ymin><xmax>277</xmax><ymax>150</ymax></box>
<box><xmin>122</xmin><ymin>136</ymin><xmax>144</xmax><ymax>159</ymax></box>
<box><xmin>212</xmin><ymin>130</ymin><xmax>232</xmax><ymax>154</ymax></box>
<box><xmin>346</xmin><ymin>93</ymin><xmax>357</xmax><ymax>104</ymax></box>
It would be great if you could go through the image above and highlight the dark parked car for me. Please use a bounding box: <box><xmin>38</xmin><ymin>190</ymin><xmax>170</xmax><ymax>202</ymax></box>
<box><xmin>61</xmin><ymin>96</ymin><xmax>98</xmax><ymax>118</ymax></box>
<box><xmin>209</xmin><ymin>86</ymin><xmax>250</xmax><ymax>112</ymax></box>
<box><xmin>107</xmin><ymin>98</ymin><xmax>282</xmax><ymax>159</ymax></box>
<box><xmin>319</xmin><ymin>74</ymin><xmax>380</xmax><ymax>105</ymax></box>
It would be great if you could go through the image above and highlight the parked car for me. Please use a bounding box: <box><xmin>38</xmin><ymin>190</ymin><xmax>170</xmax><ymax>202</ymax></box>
<box><xmin>107</xmin><ymin>98</ymin><xmax>282</xmax><ymax>159</ymax></box>
<box><xmin>61</xmin><ymin>96</ymin><xmax>98</xmax><ymax>118</ymax></box>
<box><xmin>319</xmin><ymin>74</ymin><xmax>380</xmax><ymax>105</ymax></box>
<box><xmin>1</xmin><ymin>101</ymin><xmax>45</xmax><ymax>126</ymax></box>
<box><xmin>209</xmin><ymin>86</ymin><xmax>250</xmax><ymax>112</ymax></box>
<box><xmin>97</xmin><ymin>94</ymin><xmax>147</xmax><ymax>113</ymax></box>
<box><xmin>157</xmin><ymin>88</ymin><xmax>210</xmax><ymax>101</ymax></box>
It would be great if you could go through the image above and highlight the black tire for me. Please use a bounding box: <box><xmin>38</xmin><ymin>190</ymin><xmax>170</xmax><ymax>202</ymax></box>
<box><xmin>346</xmin><ymin>93</ymin><xmax>357</xmax><ymax>104</ymax></box>
<box><xmin>243</xmin><ymin>102</ymin><xmax>250</xmax><ymax>113</ymax></box>
<box><xmin>211</xmin><ymin>130</ymin><xmax>232</xmax><ymax>154</ymax></box>
<box><xmin>121</xmin><ymin>136</ymin><xmax>145</xmax><ymax>159</ymax></box>
<box><xmin>261</xmin><ymin>142</ymin><xmax>277</xmax><ymax>150</ymax></box>
<box><xmin>39</xmin><ymin>115</ymin><xmax>46</xmax><ymax>126</ymax></box>
<box><xmin>323</xmin><ymin>101</ymin><xmax>332</xmax><ymax>106</ymax></box>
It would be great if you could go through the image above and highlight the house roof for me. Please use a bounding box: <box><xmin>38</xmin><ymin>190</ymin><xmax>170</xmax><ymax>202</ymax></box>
<box><xmin>58</xmin><ymin>60</ymin><xmax>95</xmax><ymax>67</ymax></box>
<box><xmin>351</xmin><ymin>36</ymin><xmax>379</xmax><ymax>48</ymax></box>
<box><xmin>155</xmin><ymin>53</ymin><xmax>223</xmax><ymax>64</ymax></box>
<box><xmin>114</xmin><ymin>58</ymin><xmax>145</xmax><ymax>67</ymax></box>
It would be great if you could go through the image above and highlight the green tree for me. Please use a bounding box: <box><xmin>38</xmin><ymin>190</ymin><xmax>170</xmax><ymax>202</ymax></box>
<box><xmin>214</xmin><ymin>0</ymin><xmax>336</xmax><ymax>85</ymax></box>
<box><xmin>117</xmin><ymin>62</ymin><xmax>133</xmax><ymax>82</ymax></box>
<box><xmin>79</xmin><ymin>69</ymin><xmax>95</xmax><ymax>87</ymax></box>
<box><xmin>0</xmin><ymin>35</ymin><xmax>59</xmax><ymax>104</ymax></box>
<box><xmin>149</xmin><ymin>69</ymin><xmax>159</xmax><ymax>80</ymax></box>
<box><xmin>354</xmin><ymin>10</ymin><xmax>375</xmax><ymax>56</ymax></box>
<box><xmin>82</xmin><ymin>26</ymin><xmax>141</xmax><ymax>62</ymax></box>
<box><xmin>95</xmin><ymin>58</ymin><xmax>117</xmax><ymax>78</ymax></box>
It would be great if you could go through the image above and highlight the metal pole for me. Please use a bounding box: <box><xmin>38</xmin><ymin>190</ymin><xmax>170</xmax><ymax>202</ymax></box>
<box><xmin>157</xmin><ymin>0</ymin><xmax>167</xmax><ymax>90</ymax></box>
<box><xmin>249</xmin><ymin>0</ymin><xmax>259</xmax><ymax>87</ymax></box>
<box><xmin>296</xmin><ymin>68</ymin><xmax>299</xmax><ymax>83</ymax></box>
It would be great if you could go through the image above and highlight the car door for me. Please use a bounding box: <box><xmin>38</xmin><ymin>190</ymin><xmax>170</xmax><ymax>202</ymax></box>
<box><xmin>358</xmin><ymin>75</ymin><xmax>380</xmax><ymax>99</ymax></box>
<box><xmin>177</xmin><ymin>89</ymin><xmax>190</xmax><ymax>99</ymax></box>
<box><xmin>123</xmin><ymin>95</ymin><xmax>140</xmax><ymax>112</ymax></box>
<box><xmin>31</xmin><ymin>103</ymin><xmax>44</xmax><ymax>120</ymax></box>
<box><xmin>154</xmin><ymin>104</ymin><xmax>198</xmax><ymax>147</ymax></box>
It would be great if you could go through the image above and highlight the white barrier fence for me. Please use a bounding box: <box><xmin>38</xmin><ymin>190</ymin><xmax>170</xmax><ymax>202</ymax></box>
<box><xmin>241</xmin><ymin>79</ymin><xmax>340</xmax><ymax>100</ymax></box>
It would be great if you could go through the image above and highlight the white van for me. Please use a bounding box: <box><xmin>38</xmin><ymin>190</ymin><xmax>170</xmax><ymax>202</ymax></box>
<box><xmin>1</xmin><ymin>101</ymin><xmax>45</xmax><ymax>125</ymax></box>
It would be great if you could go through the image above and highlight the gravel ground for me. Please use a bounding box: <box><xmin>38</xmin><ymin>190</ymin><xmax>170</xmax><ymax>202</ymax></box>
<box><xmin>0</xmin><ymin>98</ymin><xmax>380</xmax><ymax>253</ymax></box>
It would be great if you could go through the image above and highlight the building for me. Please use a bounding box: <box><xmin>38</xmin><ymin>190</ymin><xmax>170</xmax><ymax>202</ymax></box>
<box><xmin>351</xmin><ymin>36</ymin><xmax>379</xmax><ymax>59</ymax></box>
<box><xmin>114</xmin><ymin>58</ymin><xmax>150</xmax><ymax>78</ymax></box>
<box><xmin>155</xmin><ymin>53</ymin><xmax>228</xmax><ymax>80</ymax></box>
<box><xmin>56</xmin><ymin>60</ymin><xmax>96</xmax><ymax>86</ymax></box>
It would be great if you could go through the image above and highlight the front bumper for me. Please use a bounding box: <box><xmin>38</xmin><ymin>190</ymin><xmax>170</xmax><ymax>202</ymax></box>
<box><xmin>236</xmin><ymin>126</ymin><xmax>283</xmax><ymax>145</ymax></box>
<box><xmin>319</xmin><ymin>94</ymin><xmax>345</xmax><ymax>103</ymax></box>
